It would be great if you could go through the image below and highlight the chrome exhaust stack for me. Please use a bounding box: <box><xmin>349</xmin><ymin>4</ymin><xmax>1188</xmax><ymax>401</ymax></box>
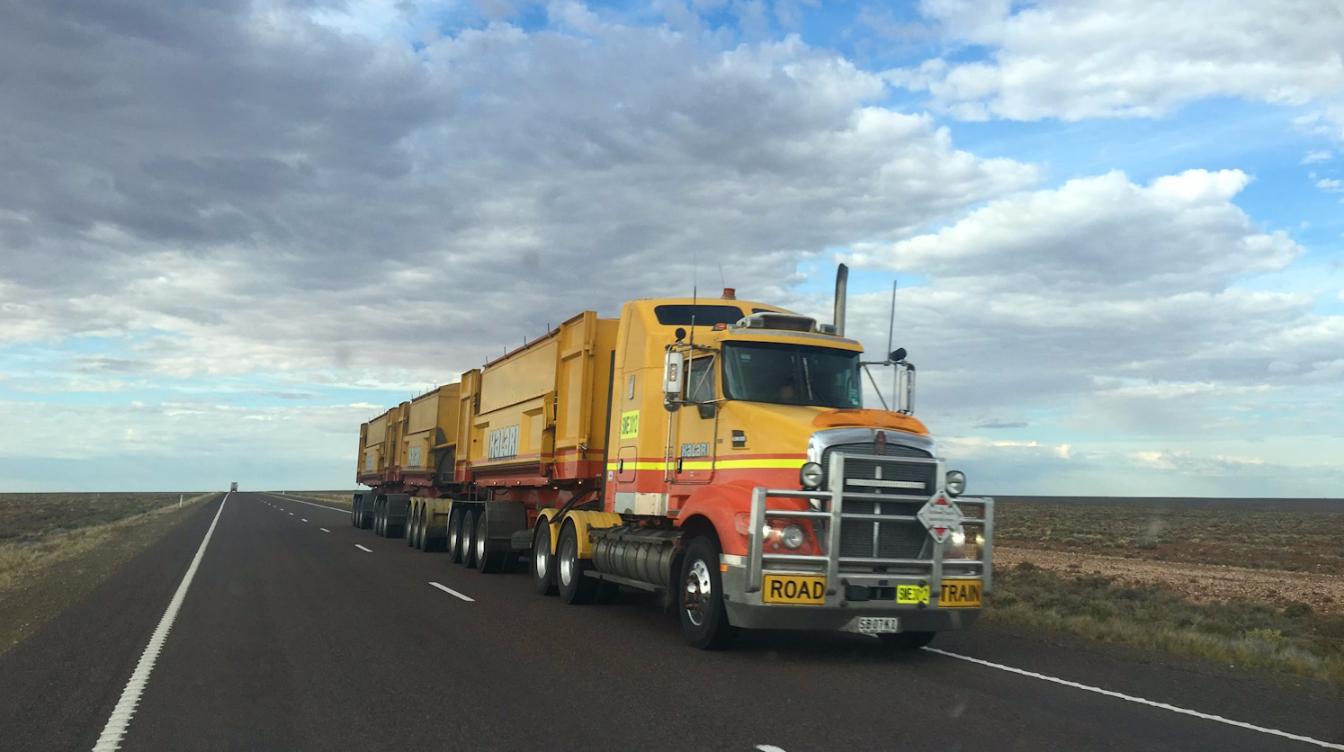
<box><xmin>833</xmin><ymin>263</ymin><xmax>848</xmax><ymax>337</ymax></box>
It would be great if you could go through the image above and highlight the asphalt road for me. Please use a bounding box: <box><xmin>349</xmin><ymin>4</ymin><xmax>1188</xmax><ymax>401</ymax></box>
<box><xmin>2</xmin><ymin>492</ymin><xmax>1341</xmax><ymax>751</ymax></box>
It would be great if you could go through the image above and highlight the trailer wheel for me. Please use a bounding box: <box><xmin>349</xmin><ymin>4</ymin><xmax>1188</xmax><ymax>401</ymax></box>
<box><xmin>557</xmin><ymin>522</ymin><xmax>598</xmax><ymax>604</ymax></box>
<box><xmin>679</xmin><ymin>537</ymin><xmax>735</xmax><ymax>650</ymax></box>
<box><xmin>447</xmin><ymin>508</ymin><xmax>465</xmax><ymax>563</ymax></box>
<box><xmin>417</xmin><ymin>505</ymin><xmax>428</xmax><ymax>549</ymax></box>
<box><xmin>460</xmin><ymin>509</ymin><xmax>479</xmax><ymax>568</ymax></box>
<box><xmin>531</xmin><ymin>523</ymin><xmax>557</xmax><ymax>596</ymax></box>
<box><xmin>877</xmin><ymin>631</ymin><xmax>935</xmax><ymax>649</ymax></box>
<box><xmin>472</xmin><ymin>509</ymin><xmax>508</xmax><ymax>574</ymax></box>
<box><xmin>359</xmin><ymin>499</ymin><xmax>373</xmax><ymax>530</ymax></box>
<box><xmin>374</xmin><ymin>501</ymin><xmax>384</xmax><ymax>536</ymax></box>
<box><xmin>407</xmin><ymin>503</ymin><xmax>419</xmax><ymax>548</ymax></box>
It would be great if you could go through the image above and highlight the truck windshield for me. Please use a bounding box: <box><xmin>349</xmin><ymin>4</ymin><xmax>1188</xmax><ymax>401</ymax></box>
<box><xmin>722</xmin><ymin>342</ymin><xmax>861</xmax><ymax>408</ymax></box>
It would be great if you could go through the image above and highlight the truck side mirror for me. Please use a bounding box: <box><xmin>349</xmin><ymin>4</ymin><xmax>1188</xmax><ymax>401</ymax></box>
<box><xmin>663</xmin><ymin>350</ymin><xmax>685</xmax><ymax>411</ymax></box>
<box><xmin>896</xmin><ymin>361</ymin><xmax>916</xmax><ymax>414</ymax></box>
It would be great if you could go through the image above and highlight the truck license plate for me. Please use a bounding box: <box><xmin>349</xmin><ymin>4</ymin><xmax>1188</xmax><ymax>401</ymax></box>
<box><xmin>856</xmin><ymin>617</ymin><xmax>901</xmax><ymax>634</ymax></box>
<box><xmin>940</xmin><ymin>579</ymin><xmax>982</xmax><ymax>608</ymax></box>
<box><xmin>762</xmin><ymin>574</ymin><xmax>826</xmax><ymax>605</ymax></box>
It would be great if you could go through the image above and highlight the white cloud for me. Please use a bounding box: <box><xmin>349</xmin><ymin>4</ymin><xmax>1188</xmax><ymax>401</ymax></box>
<box><xmin>894</xmin><ymin>0</ymin><xmax>1344</xmax><ymax>128</ymax></box>
<box><xmin>0</xmin><ymin>3</ymin><xmax>1037</xmax><ymax>383</ymax></box>
<box><xmin>1316</xmin><ymin>177</ymin><xmax>1344</xmax><ymax>192</ymax></box>
<box><xmin>1301</xmin><ymin>150</ymin><xmax>1333</xmax><ymax>164</ymax></box>
<box><xmin>850</xmin><ymin>169</ymin><xmax>1297</xmax><ymax>297</ymax></box>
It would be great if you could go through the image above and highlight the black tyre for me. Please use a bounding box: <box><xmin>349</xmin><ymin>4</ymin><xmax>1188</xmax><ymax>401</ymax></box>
<box><xmin>407</xmin><ymin>504</ymin><xmax>418</xmax><ymax>548</ymax></box>
<box><xmin>531</xmin><ymin>522</ymin><xmax>557</xmax><ymax>596</ymax></box>
<box><xmin>475</xmin><ymin>508</ymin><xmax>511</xmax><ymax>573</ymax></box>
<box><xmin>374</xmin><ymin>503</ymin><xmax>384</xmax><ymax>536</ymax></box>
<box><xmin>877</xmin><ymin>631</ymin><xmax>936</xmax><ymax>650</ymax></box>
<box><xmin>351</xmin><ymin>496</ymin><xmax>360</xmax><ymax>527</ymax></box>
<box><xmin>557</xmin><ymin>523</ymin><xmax>598</xmax><ymax>604</ymax></box>
<box><xmin>416</xmin><ymin>508</ymin><xmax>429</xmax><ymax>551</ymax></box>
<box><xmin>679</xmin><ymin>536</ymin><xmax>735</xmax><ymax>650</ymax></box>
<box><xmin>447</xmin><ymin>508</ymin><xmax>465</xmax><ymax>563</ymax></box>
<box><xmin>460</xmin><ymin>509</ymin><xmax>478</xmax><ymax>568</ymax></box>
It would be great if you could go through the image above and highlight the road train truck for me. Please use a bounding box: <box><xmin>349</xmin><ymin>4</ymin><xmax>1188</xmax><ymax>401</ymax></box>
<box><xmin>353</xmin><ymin>266</ymin><xmax>993</xmax><ymax>649</ymax></box>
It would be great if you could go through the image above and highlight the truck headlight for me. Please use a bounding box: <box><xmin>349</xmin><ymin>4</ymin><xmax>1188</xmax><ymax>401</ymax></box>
<box><xmin>945</xmin><ymin>470</ymin><xmax>966</xmax><ymax>496</ymax></box>
<box><xmin>780</xmin><ymin>524</ymin><xmax>805</xmax><ymax>550</ymax></box>
<box><xmin>799</xmin><ymin>462</ymin><xmax>823</xmax><ymax>489</ymax></box>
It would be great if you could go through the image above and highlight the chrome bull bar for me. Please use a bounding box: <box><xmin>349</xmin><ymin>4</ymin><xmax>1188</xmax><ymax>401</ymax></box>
<box><xmin>745</xmin><ymin>451</ymin><xmax>994</xmax><ymax>605</ymax></box>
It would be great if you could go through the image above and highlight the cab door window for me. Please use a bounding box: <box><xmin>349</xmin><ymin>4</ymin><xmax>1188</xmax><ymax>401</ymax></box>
<box><xmin>687</xmin><ymin>356</ymin><xmax>716</xmax><ymax>403</ymax></box>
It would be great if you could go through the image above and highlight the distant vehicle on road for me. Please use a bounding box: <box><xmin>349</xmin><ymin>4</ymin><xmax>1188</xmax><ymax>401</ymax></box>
<box><xmin>352</xmin><ymin>265</ymin><xmax>992</xmax><ymax>649</ymax></box>
<box><xmin>230</xmin><ymin>482</ymin><xmax>239</xmax><ymax>492</ymax></box>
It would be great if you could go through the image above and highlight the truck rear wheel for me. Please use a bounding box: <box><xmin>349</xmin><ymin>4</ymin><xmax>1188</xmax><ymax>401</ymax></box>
<box><xmin>532</xmin><ymin>522</ymin><xmax>557</xmax><ymax>596</ymax></box>
<box><xmin>679</xmin><ymin>537</ymin><xmax>735</xmax><ymax>650</ymax></box>
<box><xmin>877</xmin><ymin>631</ymin><xmax>935</xmax><ymax>649</ymax></box>
<box><xmin>557</xmin><ymin>523</ymin><xmax>597</xmax><ymax>604</ymax></box>
<box><xmin>374</xmin><ymin>501</ymin><xmax>385</xmax><ymax>536</ymax></box>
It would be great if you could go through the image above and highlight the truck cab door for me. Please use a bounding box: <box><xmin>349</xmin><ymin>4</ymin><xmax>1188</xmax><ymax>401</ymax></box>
<box><xmin>671</xmin><ymin>355</ymin><xmax>718</xmax><ymax>485</ymax></box>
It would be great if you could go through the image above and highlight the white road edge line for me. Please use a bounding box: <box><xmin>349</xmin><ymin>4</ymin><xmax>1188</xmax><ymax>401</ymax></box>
<box><xmin>428</xmin><ymin>581</ymin><xmax>475</xmax><ymax>602</ymax></box>
<box><xmin>92</xmin><ymin>492</ymin><xmax>230</xmax><ymax>752</ymax></box>
<box><xmin>319</xmin><ymin>527</ymin><xmax>331</xmax><ymax>533</ymax></box>
<box><xmin>923</xmin><ymin>647</ymin><xmax>1344</xmax><ymax>751</ymax></box>
<box><xmin>355</xmin><ymin>544</ymin><xmax>372</xmax><ymax>553</ymax></box>
<box><xmin>264</xmin><ymin>493</ymin><xmax>349</xmax><ymax>514</ymax></box>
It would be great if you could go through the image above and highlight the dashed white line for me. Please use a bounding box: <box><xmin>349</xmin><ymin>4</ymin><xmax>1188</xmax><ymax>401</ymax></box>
<box><xmin>288</xmin><ymin>512</ymin><xmax>294</xmax><ymax>516</ymax></box>
<box><xmin>428</xmin><ymin>581</ymin><xmax>475</xmax><ymax>602</ymax></box>
<box><xmin>92</xmin><ymin>493</ymin><xmax>230</xmax><ymax>751</ymax></box>
<box><xmin>264</xmin><ymin>494</ymin><xmax>349</xmax><ymax>514</ymax></box>
<box><xmin>319</xmin><ymin>527</ymin><xmax>330</xmax><ymax>533</ymax></box>
<box><xmin>923</xmin><ymin>647</ymin><xmax>1344</xmax><ymax>751</ymax></box>
<box><xmin>755</xmin><ymin>746</ymin><xmax>788</xmax><ymax>752</ymax></box>
<box><xmin>355</xmin><ymin>544</ymin><xmax>372</xmax><ymax>553</ymax></box>
<box><xmin>300</xmin><ymin>518</ymin><xmax>308</xmax><ymax>523</ymax></box>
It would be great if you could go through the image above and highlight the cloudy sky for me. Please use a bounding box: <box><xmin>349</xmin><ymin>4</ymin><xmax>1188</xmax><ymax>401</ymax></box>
<box><xmin>2</xmin><ymin>0</ymin><xmax>1342</xmax><ymax>495</ymax></box>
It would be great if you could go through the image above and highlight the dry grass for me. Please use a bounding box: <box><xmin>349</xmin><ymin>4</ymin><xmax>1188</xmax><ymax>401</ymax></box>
<box><xmin>987</xmin><ymin>562</ymin><xmax>1344</xmax><ymax>686</ymax></box>
<box><xmin>994</xmin><ymin>497</ymin><xmax>1344</xmax><ymax>574</ymax></box>
<box><xmin>0</xmin><ymin>492</ymin><xmax>214</xmax><ymax>593</ymax></box>
<box><xmin>990</xmin><ymin>497</ymin><xmax>1344</xmax><ymax>686</ymax></box>
<box><xmin>0</xmin><ymin>492</ymin><xmax>218</xmax><ymax>654</ymax></box>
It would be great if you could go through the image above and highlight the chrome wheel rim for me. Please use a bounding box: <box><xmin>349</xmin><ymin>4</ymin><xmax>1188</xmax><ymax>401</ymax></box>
<box><xmin>534</xmin><ymin>535</ymin><xmax>549</xmax><ymax>580</ymax></box>
<box><xmin>683</xmin><ymin>559</ymin><xmax>712</xmax><ymax>627</ymax></box>
<box><xmin>559</xmin><ymin>536</ymin><xmax>574</xmax><ymax>587</ymax></box>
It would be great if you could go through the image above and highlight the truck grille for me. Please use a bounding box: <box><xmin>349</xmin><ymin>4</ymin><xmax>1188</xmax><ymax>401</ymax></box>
<box><xmin>829</xmin><ymin>447</ymin><xmax>936</xmax><ymax>564</ymax></box>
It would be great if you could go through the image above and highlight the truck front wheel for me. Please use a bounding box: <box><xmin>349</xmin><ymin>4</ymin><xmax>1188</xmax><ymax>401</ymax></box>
<box><xmin>679</xmin><ymin>537</ymin><xmax>735</xmax><ymax>650</ymax></box>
